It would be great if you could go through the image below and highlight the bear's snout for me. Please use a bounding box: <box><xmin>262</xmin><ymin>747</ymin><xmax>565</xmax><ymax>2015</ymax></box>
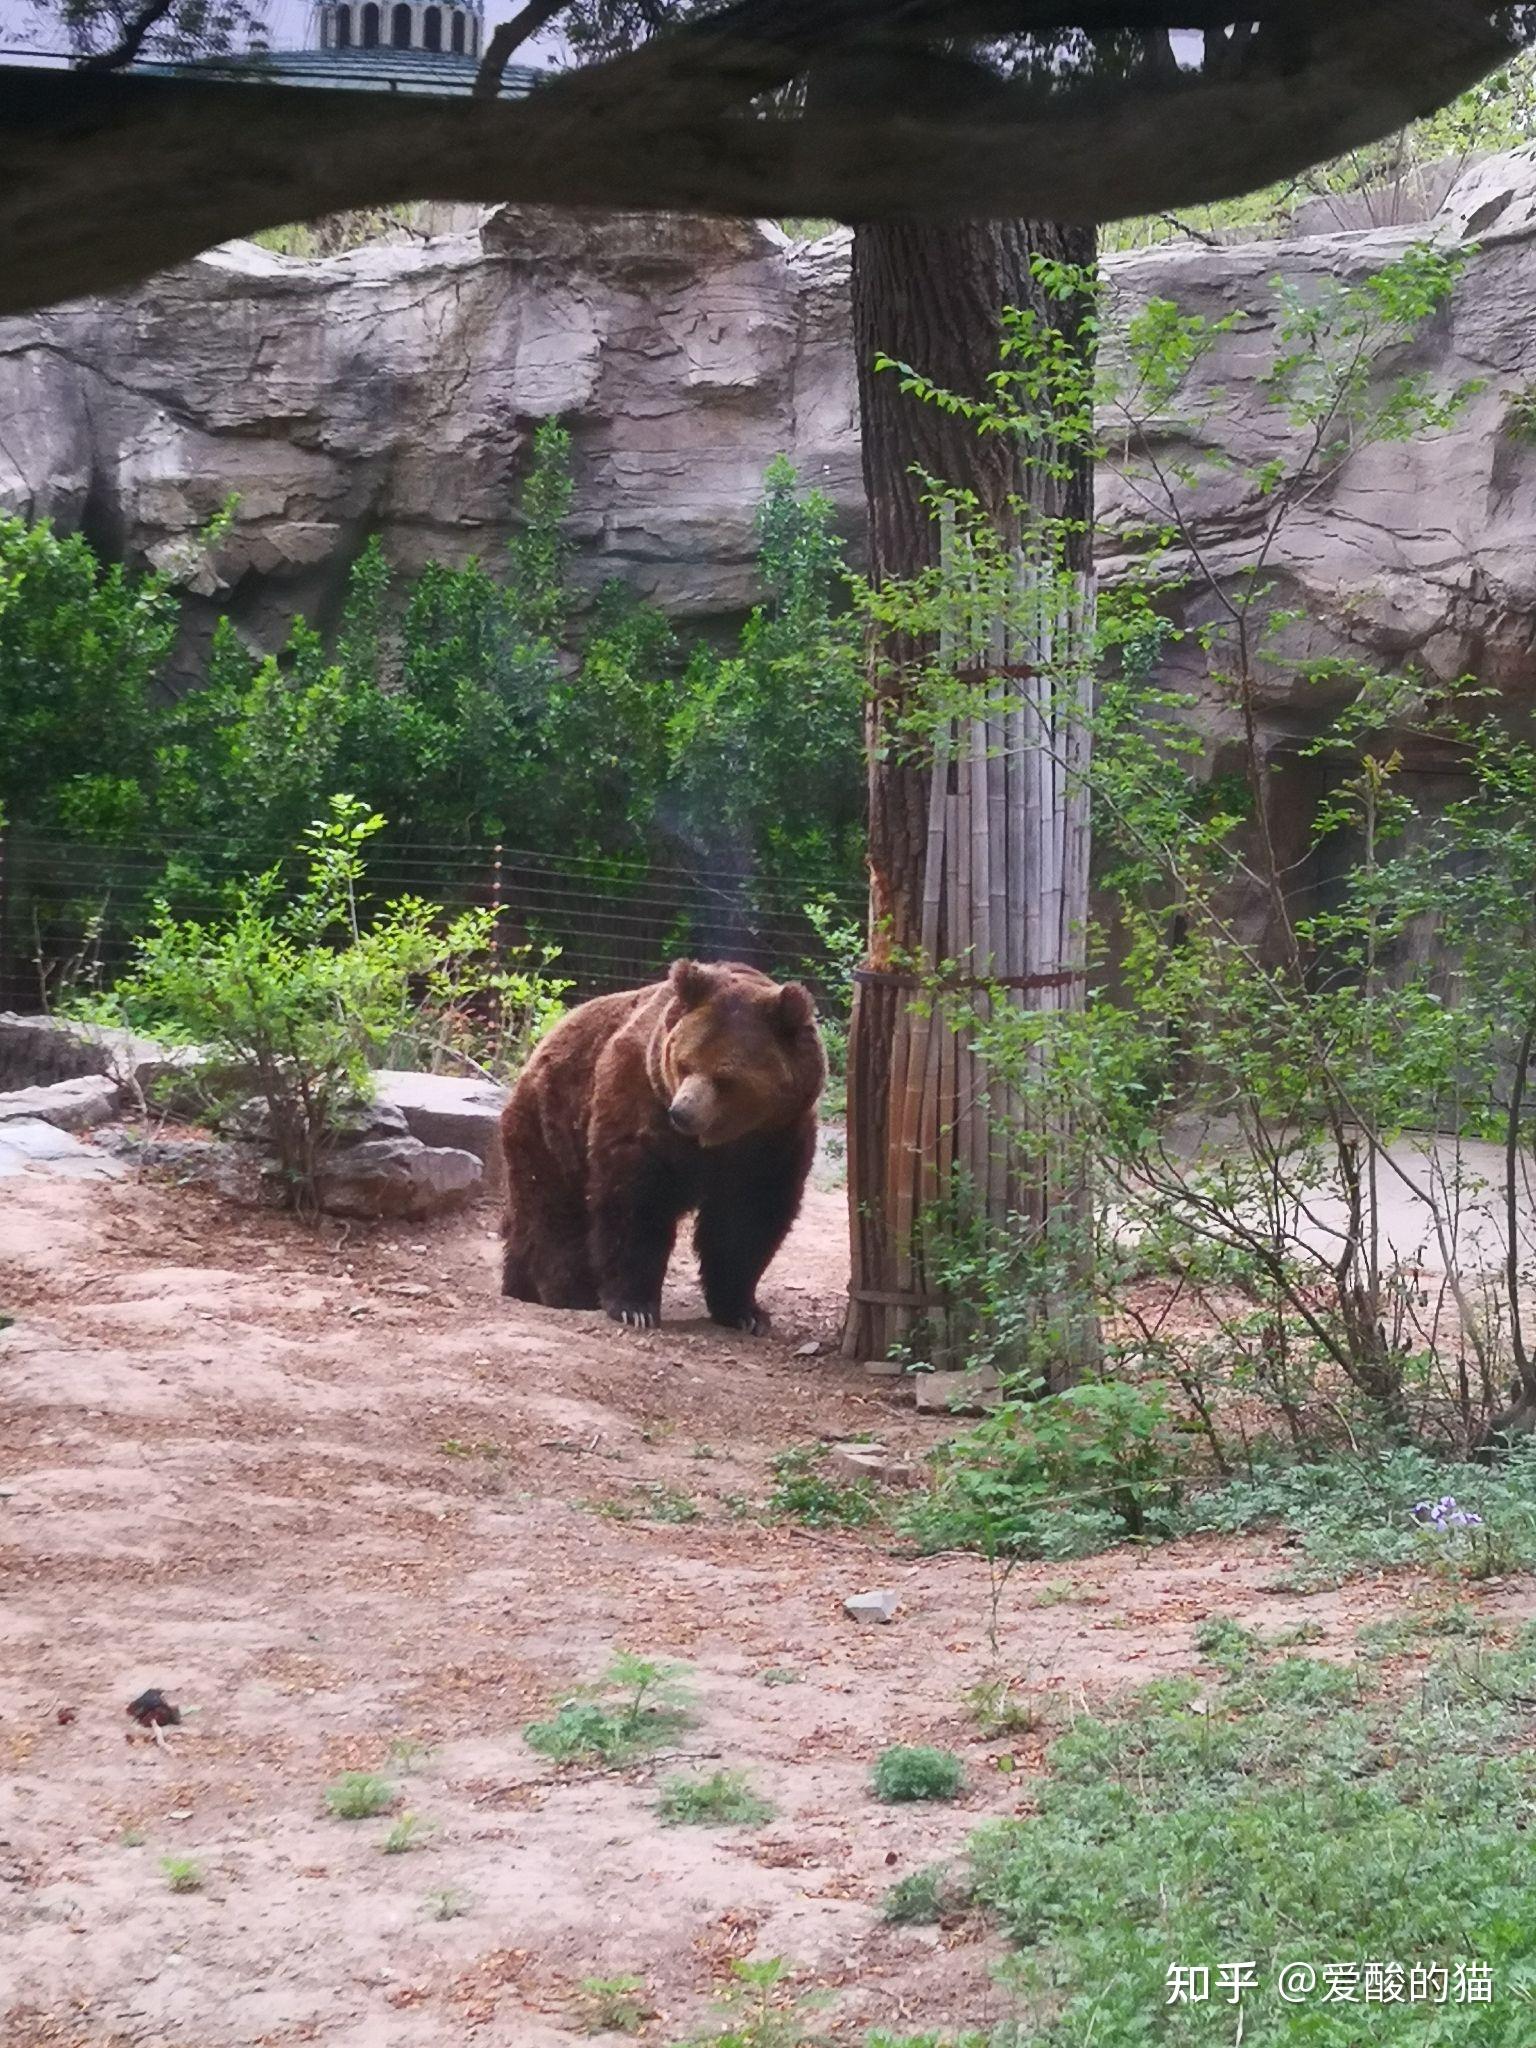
<box><xmin>667</xmin><ymin>1076</ymin><xmax>712</xmax><ymax>1137</ymax></box>
<box><xmin>667</xmin><ymin>1099</ymin><xmax>700</xmax><ymax>1134</ymax></box>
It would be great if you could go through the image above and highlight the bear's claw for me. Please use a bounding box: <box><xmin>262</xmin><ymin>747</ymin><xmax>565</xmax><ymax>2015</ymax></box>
<box><xmin>611</xmin><ymin>1304</ymin><xmax>660</xmax><ymax>1330</ymax></box>
<box><xmin>716</xmin><ymin>1307</ymin><xmax>770</xmax><ymax>1336</ymax></box>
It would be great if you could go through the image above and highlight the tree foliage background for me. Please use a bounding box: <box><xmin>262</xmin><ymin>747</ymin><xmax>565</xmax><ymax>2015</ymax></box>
<box><xmin>0</xmin><ymin>432</ymin><xmax>866</xmax><ymax>994</ymax></box>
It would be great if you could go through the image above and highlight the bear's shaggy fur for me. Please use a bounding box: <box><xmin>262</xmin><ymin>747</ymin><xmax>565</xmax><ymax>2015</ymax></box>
<box><xmin>500</xmin><ymin>959</ymin><xmax>826</xmax><ymax>1332</ymax></box>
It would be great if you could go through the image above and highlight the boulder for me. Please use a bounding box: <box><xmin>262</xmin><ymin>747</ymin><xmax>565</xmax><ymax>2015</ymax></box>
<box><xmin>0</xmin><ymin>1076</ymin><xmax>120</xmax><ymax>1132</ymax></box>
<box><xmin>6</xmin><ymin>161</ymin><xmax>1536</xmax><ymax>707</ymax></box>
<box><xmin>214</xmin><ymin>1097</ymin><xmax>485</xmax><ymax>1217</ymax></box>
<box><xmin>311</xmin><ymin>1136</ymin><xmax>482</xmax><ymax>1221</ymax></box>
<box><xmin>0</xmin><ymin>1014</ymin><xmax>111</xmax><ymax>1088</ymax></box>
<box><xmin>222</xmin><ymin>1095</ymin><xmax>411</xmax><ymax>1146</ymax></box>
<box><xmin>0</xmin><ymin>1013</ymin><xmax>199</xmax><ymax>1098</ymax></box>
<box><xmin>0</xmin><ymin>212</ymin><xmax>861</xmax><ymax>669</ymax></box>
<box><xmin>373</xmin><ymin>1070</ymin><xmax>506</xmax><ymax>1188</ymax></box>
<box><xmin>0</xmin><ymin>1118</ymin><xmax>124</xmax><ymax>1181</ymax></box>
<box><xmin>0</xmin><ymin>1023</ymin><xmax>489</xmax><ymax>1217</ymax></box>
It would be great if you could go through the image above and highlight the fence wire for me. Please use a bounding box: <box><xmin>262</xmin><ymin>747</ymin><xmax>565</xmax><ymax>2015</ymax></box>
<box><xmin>0</xmin><ymin>827</ymin><xmax>866</xmax><ymax>1012</ymax></box>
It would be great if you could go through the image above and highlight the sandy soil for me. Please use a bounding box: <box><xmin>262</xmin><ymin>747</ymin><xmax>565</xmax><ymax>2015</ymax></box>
<box><xmin>0</xmin><ymin>1148</ymin><xmax>1498</xmax><ymax>2048</ymax></box>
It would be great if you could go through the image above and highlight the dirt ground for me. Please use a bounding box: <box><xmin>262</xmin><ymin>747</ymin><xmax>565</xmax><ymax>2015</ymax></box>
<box><xmin>0</xmin><ymin>1145</ymin><xmax>1503</xmax><ymax>2048</ymax></box>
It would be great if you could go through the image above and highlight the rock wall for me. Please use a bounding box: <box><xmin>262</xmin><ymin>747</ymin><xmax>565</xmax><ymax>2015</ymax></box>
<box><xmin>1102</xmin><ymin>156</ymin><xmax>1536</xmax><ymax>729</ymax></box>
<box><xmin>4</xmin><ymin>152</ymin><xmax>1536</xmax><ymax>729</ymax></box>
<box><xmin>0</xmin><ymin>209</ymin><xmax>862</xmax><ymax>673</ymax></box>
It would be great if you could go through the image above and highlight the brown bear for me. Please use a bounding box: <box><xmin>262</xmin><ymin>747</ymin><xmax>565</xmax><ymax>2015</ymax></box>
<box><xmin>500</xmin><ymin>959</ymin><xmax>825</xmax><ymax>1333</ymax></box>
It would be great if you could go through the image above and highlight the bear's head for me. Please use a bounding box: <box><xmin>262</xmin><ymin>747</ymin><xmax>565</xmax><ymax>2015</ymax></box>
<box><xmin>655</xmin><ymin>959</ymin><xmax>826</xmax><ymax>1147</ymax></box>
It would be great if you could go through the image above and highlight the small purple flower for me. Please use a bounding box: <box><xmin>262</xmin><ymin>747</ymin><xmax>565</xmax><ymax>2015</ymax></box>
<box><xmin>1413</xmin><ymin>1495</ymin><xmax>1483</xmax><ymax>1531</ymax></box>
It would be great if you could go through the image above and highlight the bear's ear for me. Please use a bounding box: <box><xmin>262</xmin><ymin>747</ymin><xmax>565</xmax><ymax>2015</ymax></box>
<box><xmin>775</xmin><ymin>981</ymin><xmax>816</xmax><ymax>1034</ymax></box>
<box><xmin>669</xmin><ymin>959</ymin><xmax>715</xmax><ymax>1008</ymax></box>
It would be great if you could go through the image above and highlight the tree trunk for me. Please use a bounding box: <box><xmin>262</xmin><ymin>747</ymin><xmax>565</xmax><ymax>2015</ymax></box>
<box><xmin>842</xmin><ymin>218</ymin><xmax>1097</xmax><ymax>1376</ymax></box>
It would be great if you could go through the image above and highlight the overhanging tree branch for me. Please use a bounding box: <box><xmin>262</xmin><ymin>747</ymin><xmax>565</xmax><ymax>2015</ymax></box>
<box><xmin>0</xmin><ymin>0</ymin><xmax>1525</xmax><ymax>315</ymax></box>
<box><xmin>472</xmin><ymin>0</ymin><xmax>569</xmax><ymax>99</ymax></box>
<box><xmin>77</xmin><ymin>0</ymin><xmax>182</xmax><ymax>71</ymax></box>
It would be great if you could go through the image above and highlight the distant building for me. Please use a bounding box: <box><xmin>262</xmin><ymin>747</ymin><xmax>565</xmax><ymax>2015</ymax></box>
<box><xmin>304</xmin><ymin>0</ymin><xmax>529</xmax><ymax>88</ymax></box>
<box><xmin>138</xmin><ymin>0</ymin><xmax>543</xmax><ymax>96</ymax></box>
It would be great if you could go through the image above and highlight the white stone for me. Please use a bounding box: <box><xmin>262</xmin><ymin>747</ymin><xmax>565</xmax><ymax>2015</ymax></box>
<box><xmin>843</xmin><ymin>1588</ymin><xmax>901</xmax><ymax>1624</ymax></box>
<box><xmin>827</xmin><ymin>1442</ymin><xmax>919</xmax><ymax>1487</ymax></box>
<box><xmin>912</xmin><ymin>1369</ymin><xmax>1001</xmax><ymax>1415</ymax></box>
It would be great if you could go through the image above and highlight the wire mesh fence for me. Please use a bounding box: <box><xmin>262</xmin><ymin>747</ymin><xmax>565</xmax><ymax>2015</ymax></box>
<box><xmin>0</xmin><ymin>826</ymin><xmax>867</xmax><ymax>1014</ymax></box>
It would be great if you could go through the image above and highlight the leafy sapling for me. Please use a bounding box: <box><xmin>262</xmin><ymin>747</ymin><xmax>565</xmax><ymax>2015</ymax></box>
<box><xmin>525</xmin><ymin>1651</ymin><xmax>693</xmax><ymax>1767</ymax></box>
<box><xmin>577</xmin><ymin>1974</ymin><xmax>651</xmax><ymax>2034</ymax></box>
<box><xmin>382</xmin><ymin>1813</ymin><xmax>432</xmax><ymax>1854</ymax></box>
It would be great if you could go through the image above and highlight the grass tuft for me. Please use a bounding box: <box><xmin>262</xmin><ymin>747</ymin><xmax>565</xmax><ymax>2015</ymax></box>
<box><xmin>767</xmin><ymin>1444</ymin><xmax>879</xmax><ymax>1528</ymax></box>
<box><xmin>525</xmin><ymin>1651</ymin><xmax>692</xmax><ymax>1768</ymax></box>
<box><xmin>963</xmin><ymin>1674</ymin><xmax>1045</xmax><ymax>1738</ymax></box>
<box><xmin>161</xmin><ymin>1854</ymin><xmax>203</xmax><ymax>1893</ymax></box>
<box><xmin>576</xmin><ymin>1974</ymin><xmax>650</xmax><ymax>2034</ymax></box>
<box><xmin>882</xmin><ymin>1863</ymin><xmax>972</xmax><ymax>1924</ymax></box>
<box><xmin>425</xmin><ymin>1887</ymin><xmax>471</xmax><ymax>1920</ymax></box>
<box><xmin>324</xmin><ymin>1771</ymin><xmax>397</xmax><ymax>1820</ymax></box>
<box><xmin>871</xmin><ymin>1745</ymin><xmax>965</xmax><ymax>1804</ymax></box>
<box><xmin>656</xmin><ymin>1769</ymin><xmax>774</xmax><ymax>1827</ymax></box>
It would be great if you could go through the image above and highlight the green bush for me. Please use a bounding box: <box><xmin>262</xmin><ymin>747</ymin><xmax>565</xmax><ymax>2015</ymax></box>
<box><xmin>0</xmin><ymin>511</ymin><xmax>177</xmax><ymax>834</ymax></box>
<box><xmin>882</xmin><ymin>1864</ymin><xmax>971</xmax><ymax>1924</ymax></box>
<box><xmin>8</xmin><ymin>438</ymin><xmax>864</xmax><ymax>1000</ymax></box>
<box><xmin>871</xmin><ymin>1746</ymin><xmax>966</xmax><ymax>1804</ymax></box>
<box><xmin>91</xmin><ymin>796</ymin><xmax>562</xmax><ymax>1204</ymax></box>
<box><xmin>904</xmin><ymin>1381</ymin><xmax>1183</xmax><ymax>1560</ymax></box>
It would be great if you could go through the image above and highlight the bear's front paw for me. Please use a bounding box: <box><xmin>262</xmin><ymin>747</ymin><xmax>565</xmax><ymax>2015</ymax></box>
<box><xmin>608</xmin><ymin>1302</ymin><xmax>661</xmax><ymax>1330</ymax></box>
<box><xmin>713</xmin><ymin>1305</ymin><xmax>770</xmax><ymax>1337</ymax></box>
